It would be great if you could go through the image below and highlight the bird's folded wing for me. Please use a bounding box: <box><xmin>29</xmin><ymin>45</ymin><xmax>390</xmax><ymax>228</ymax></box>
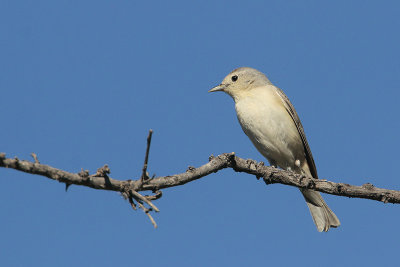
<box><xmin>274</xmin><ymin>87</ymin><xmax>319</xmax><ymax>179</ymax></box>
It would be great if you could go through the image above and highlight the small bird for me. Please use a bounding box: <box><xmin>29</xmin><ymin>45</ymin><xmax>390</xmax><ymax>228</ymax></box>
<box><xmin>209</xmin><ymin>67</ymin><xmax>340</xmax><ymax>232</ymax></box>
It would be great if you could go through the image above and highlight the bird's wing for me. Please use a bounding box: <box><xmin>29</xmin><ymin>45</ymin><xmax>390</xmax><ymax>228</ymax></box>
<box><xmin>274</xmin><ymin>87</ymin><xmax>319</xmax><ymax>179</ymax></box>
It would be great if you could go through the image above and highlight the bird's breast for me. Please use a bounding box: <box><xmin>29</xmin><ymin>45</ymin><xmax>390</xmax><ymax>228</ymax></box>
<box><xmin>234</xmin><ymin>86</ymin><xmax>303</xmax><ymax>168</ymax></box>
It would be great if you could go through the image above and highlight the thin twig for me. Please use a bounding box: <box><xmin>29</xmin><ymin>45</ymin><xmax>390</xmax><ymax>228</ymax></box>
<box><xmin>137</xmin><ymin>202</ymin><xmax>157</xmax><ymax>228</ymax></box>
<box><xmin>130</xmin><ymin>190</ymin><xmax>160</xmax><ymax>212</ymax></box>
<box><xmin>128</xmin><ymin>197</ymin><xmax>137</xmax><ymax>210</ymax></box>
<box><xmin>30</xmin><ymin>153</ymin><xmax>40</xmax><ymax>164</ymax></box>
<box><xmin>141</xmin><ymin>129</ymin><xmax>153</xmax><ymax>182</ymax></box>
<box><xmin>145</xmin><ymin>190</ymin><xmax>163</xmax><ymax>201</ymax></box>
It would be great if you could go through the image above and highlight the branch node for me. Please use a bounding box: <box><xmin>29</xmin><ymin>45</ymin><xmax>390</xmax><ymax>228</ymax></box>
<box><xmin>186</xmin><ymin>166</ymin><xmax>195</xmax><ymax>172</ymax></box>
<box><xmin>306</xmin><ymin>178</ymin><xmax>316</xmax><ymax>189</ymax></box>
<box><xmin>121</xmin><ymin>180</ymin><xmax>134</xmax><ymax>199</ymax></box>
<box><xmin>93</xmin><ymin>165</ymin><xmax>110</xmax><ymax>177</ymax></box>
<box><xmin>299</xmin><ymin>174</ymin><xmax>307</xmax><ymax>185</ymax></box>
<box><xmin>78</xmin><ymin>169</ymin><xmax>90</xmax><ymax>178</ymax></box>
<box><xmin>208</xmin><ymin>154</ymin><xmax>215</xmax><ymax>161</ymax></box>
<box><xmin>381</xmin><ymin>193</ymin><xmax>393</xmax><ymax>203</ymax></box>
<box><xmin>226</xmin><ymin>152</ymin><xmax>236</xmax><ymax>167</ymax></box>
<box><xmin>263</xmin><ymin>168</ymin><xmax>279</xmax><ymax>185</ymax></box>
<box><xmin>246</xmin><ymin>159</ymin><xmax>257</xmax><ymax>171</ymax></box>
<box><xmin>362</xmin><ymin>183</ymin><xmax>375</xmax><ymax>190</ymax></box>
<box><xmin>0</xmin><ymin>153</ymin><xmax>6</xmax><ymax>160</ymax></box>
<box><xmin>130</xmin><ymin>190</ymin><xmax>160</xmax><ymax>212</ymax></box>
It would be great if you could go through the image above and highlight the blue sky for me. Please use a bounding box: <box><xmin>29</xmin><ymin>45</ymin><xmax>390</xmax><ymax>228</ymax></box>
<box><xmin>1</xmin><ymin>1</ymin><xmax>400</xmax><ymax>266</ymax></box>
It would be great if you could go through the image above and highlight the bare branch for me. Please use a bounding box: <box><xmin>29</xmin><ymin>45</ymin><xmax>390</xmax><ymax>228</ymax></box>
<box><xmin>1</xmin><ymin>152</ymin><xmax>399</xmax><ymax>204</ymax></box>
<box><xmin>2</xmin><ymin>137</ymin><xmax>400</xmax><ymax>229</ymax></box>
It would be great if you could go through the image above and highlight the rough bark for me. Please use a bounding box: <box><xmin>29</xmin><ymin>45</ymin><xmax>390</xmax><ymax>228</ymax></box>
<box><xmin>1</xmin><ymin>147</ymin><xmax>399</xmax><ymax>227</ymax></box>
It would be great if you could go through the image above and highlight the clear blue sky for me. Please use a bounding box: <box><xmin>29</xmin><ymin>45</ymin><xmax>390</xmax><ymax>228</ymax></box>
<box><xmin>1</xmin><ymin>1</ymin><xmax>399</xmax><ymax>266</ymax></box>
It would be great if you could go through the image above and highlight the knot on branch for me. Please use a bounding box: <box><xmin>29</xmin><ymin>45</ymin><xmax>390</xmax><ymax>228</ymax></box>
<box><xmin>224</xmin><ymin>152</ymin><xmax>236</xmax><ymax>167</ymax></box>
<box><xmin>78</xmin><ymin>169</ymin><xmax>90</xmax><ymax>178</ymax></box>
<box><xmin>254</xmin><ymin>161</ymin><xmax>265</xmax><ymax>180</ymax></box>
<box><xmin>263</xmin><ymin>168</ymin><xmax>279</xmax><ymax>185</ymax></box>
<box><xmin>121</xmin><ymin>180</ymin><xmax>134</xmax><ymax>199</ymax></box>
<box><xmin>381</xmin><ymin>193</ymin><xmax>395</xmax><ymax>203</ymax></box>
<box><xmin>93</xmin><ymin>165</ymin><xmax>110</xmax><ymax>177</ymax></box>
<box><xmin>362</xmin><ymin>183</ymin><xmax>375</xmax><ymax>190</ymax></box>
<box><xmin>14</xmin><ymin>157</ymin><xmax>20</xmax><ymax>167</ymax></box>
<box><xmin>246</xmin><ymin>159</ymin><xmax>257</xmax><ymax>171</ymax></box>
<box><xmin>186</xmin><ymin>166</ymin><xmax>195</xmax><ymax>172</ymax></box>
<box><xmin>336</xmin><ymin>184</ymin><xmax>344</xmax><ymax>193</ymax></box>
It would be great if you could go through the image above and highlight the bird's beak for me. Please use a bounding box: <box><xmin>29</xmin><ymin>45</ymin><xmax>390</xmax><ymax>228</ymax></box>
<box><xmin>208</xmin><ymin>84</ymin><xmax>227</xmax><ymax>93</ymax></box>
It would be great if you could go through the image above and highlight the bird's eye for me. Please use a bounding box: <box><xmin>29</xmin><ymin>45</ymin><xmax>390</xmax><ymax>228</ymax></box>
<box><xmin>231</xmin><ymin>75</ymin><xmax>238</xmax><ymax>82</ymax></box>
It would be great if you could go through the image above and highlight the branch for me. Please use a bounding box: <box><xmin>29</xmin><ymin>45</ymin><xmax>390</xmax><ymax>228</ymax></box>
<box><xmin>1</xmin><ymin>142</ymin><xmax>400</xmax><ymax>227</ymax></box>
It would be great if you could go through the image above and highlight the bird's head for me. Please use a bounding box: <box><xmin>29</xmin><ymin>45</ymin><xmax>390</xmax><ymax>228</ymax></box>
<box><xmin>209</xmin><ymin>67</ymin><xmax>271</xmax><ymax>100</ymax></box>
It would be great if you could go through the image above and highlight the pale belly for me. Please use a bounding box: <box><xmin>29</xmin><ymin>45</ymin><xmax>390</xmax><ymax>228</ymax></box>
<box><xmin>234</xmin><ymin>87</ymin><xmax>305</xmax><ymax>171</ymax></box>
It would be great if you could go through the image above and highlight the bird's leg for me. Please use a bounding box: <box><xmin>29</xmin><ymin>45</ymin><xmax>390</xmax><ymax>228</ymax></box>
<box><xmin>269</xmin><ymin>159</ymin><xmax>278</xmax><ymax>168</ymax></box>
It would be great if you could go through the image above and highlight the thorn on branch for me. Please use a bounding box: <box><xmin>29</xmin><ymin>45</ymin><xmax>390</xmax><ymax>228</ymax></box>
<box><xmin>30</xmin><ymin>153</ymin><xmax>40</xmax><ymax>164</ymax></box>
<box><xmin>65</xmin><ymin>183</ymin><xmax>71</xmax><ymax>192</ymax></box>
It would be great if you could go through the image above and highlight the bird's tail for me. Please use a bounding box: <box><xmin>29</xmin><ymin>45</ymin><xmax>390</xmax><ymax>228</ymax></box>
<box><xmin>300</xmin><ymin>189</ymin><xmax>340</xmax><ymax>232</ymax></box>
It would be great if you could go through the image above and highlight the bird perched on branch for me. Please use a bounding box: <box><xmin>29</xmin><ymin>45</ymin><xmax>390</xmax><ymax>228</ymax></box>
<box><xmin>209</xmin><ymin>67</ymin><xmax>340</xmax><ymax>232</ymax></box>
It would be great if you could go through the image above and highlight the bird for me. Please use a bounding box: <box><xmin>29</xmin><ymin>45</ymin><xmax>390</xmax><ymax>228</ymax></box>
<box><xmin>209</xmin><ymin>67</ymin><xmax>340</xmax><ymax>232</ymax></box>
